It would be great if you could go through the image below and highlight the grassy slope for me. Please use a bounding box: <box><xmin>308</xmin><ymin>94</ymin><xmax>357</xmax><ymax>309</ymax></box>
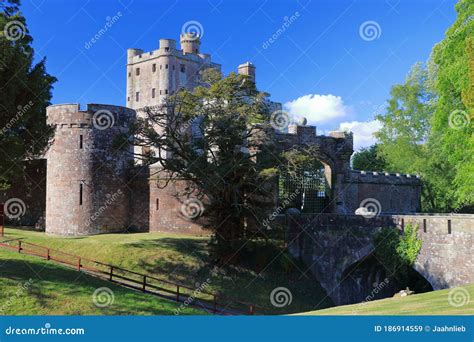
<box><xmin>0</xmin><ymin>248</ymin><xmax>204</xmax><ymax>315</ymax></box>
<box><xmin>1</xmin><ymin>228</ymin><xmax>332</xmax><ymax>315</ymax></box>
<box><xmin>298</xmin><ymin>284</ymin><xmax>474</xmax><ymax>315</ymax></box>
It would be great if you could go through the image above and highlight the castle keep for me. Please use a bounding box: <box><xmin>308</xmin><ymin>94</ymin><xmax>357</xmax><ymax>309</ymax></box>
<box><xmin>1</xmin><ymin>33</ymin><xmax>421</xmax><ymax>236</ymax></box>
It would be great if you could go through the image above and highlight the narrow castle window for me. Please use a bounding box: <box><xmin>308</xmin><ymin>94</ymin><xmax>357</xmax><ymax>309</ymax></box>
<box><xmin>136</xmin><ymin>92</ymin><xmax>139</xmax><ymax>102</ymax></box>
<box><xmin>195</xmin><ymin>49</ymin><xmax>198</xmax><ymax>53</ymax></box>
<box><xmin>156</xmin><ymin>198</ymin><xmax>159</xmax><ymax>210</ymax></box>
<box><xmin>79</xmin><ymin>135</ymin><xmax>83</xmax><ymax>149</ymax></box>
<box><xmin>165</xmin><ymin>64</ymin><xmax>168</xmax><ymax>69</ymax></box>
<box><xmin>165</xmin><ymin>89</ymin><xmax>168</xmax><ymax>94</ymax></box>
<box><xmin>180</xmin><ymin>64</ymin><xmax>185</xmax><ymax>72</ymax></box>
<box><xmin>165</xmin><ymin>47</ymin><xmax>169</xmax><ymax>52</ymax></box>
<box><xmin>160</xmin><ymin>90</ymin><xmax>162</xmax><ymax>95</ymax></box>
<box><xmin>152</xmin><ymin>88</ymin><xmax>156</xmax><ymax>98</ymax></box>
<box><xmin>128</xmin><ymin>72</ymin><xmax>131</xmax><ymax>77</ymax></box>
<box><xmin>152</xmin><ymin>64</ymin><xmax>156</xmax><ymax>72</ymax></box>
<box><xmin>172</xmin><ymin>65</ymin><xmax>175</xmax><ymax>70</ymax></box>
<box><xmin>160</xmin><ymin>65</ymin><xmax>162</xmax><ymax>70</ymax></box>
<box><xmin>136</xmin><ymin>68</ymin><xmax>140</xmax><ymax>76</ymax></box>
<box><xmin>79</xmin><ymin>183</ymin><xmax>83</xmax><ymax>205</ymax></box>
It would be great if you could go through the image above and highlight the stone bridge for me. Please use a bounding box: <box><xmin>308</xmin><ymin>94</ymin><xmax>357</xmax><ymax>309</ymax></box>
<box><xmin>286</xmin><ymin>213</ymin><xmax>473</xmax><ymax>305</ymax></box>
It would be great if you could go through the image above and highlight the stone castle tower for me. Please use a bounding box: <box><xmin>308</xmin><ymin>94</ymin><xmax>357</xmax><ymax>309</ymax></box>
<box><xmin>45</xmin><ymin>104</ymin><xmax>135</xmax><ymax>236</ymax></box>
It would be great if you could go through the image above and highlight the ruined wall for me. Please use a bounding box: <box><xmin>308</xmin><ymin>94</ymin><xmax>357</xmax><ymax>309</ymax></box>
<box><xmin>286</xmin><ymin>213</ymin><xmax>474</xmax><ymax>305</ymax></box>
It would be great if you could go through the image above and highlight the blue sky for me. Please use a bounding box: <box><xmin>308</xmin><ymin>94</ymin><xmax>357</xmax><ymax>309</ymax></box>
<box><xmin>21</xmin><ymin>0</ymin><xmax>457</xmax><ymax>149</ymax></box>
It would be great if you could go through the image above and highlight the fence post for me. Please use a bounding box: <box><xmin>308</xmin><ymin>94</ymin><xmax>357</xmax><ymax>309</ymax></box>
<box><xmin>176</xmin><ymin>286</ymin><xmax>180</xmax><ymax>302</ymax></box>
<box><xmin>142</xmin><ymin>275</ymin><xmax>147</xmax><ymax>292</ymax></box>
<box><xmin>249</xmin><ymin>305</ymin><xmax>254</xmax><ymax>315</ymax></box>
<box><xmin>46</xmin><ymin>248</ymin><xmax>50</xmax><ymax>260</ymax></box>
<box><xmin>109</xmin><ymin>266</ymin><xmax>114</xmax><ymax>281</ymax></box>
<box><xmin>18</xmin><ymin>240</ymin><xmax>21</xmax><ymax>253</ymax></box>
<box><xmin>77</xmin><ymin>257</ymin><xmax>81</xmax><ymax>271</ymax></box>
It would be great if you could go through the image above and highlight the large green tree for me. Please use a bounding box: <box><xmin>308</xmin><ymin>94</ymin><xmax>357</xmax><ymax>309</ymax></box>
<box><xmin>129</xmin><ymin>69</ymin><xmax>281</xmax><ymax>256</ymax></box>
<box><xmin>375</xmin><ymin>0</ymin><xmax>473</xmax><ymax>212</ymax></box>
<box><xmin>0</xmin><ymin>0</ymin><xmax>56</xmax><ymax>189</ymax></box>
<box><xmin>429</xmin><ymin>0</ymin><xmax>473</xmax><ymax>210</ymax></box>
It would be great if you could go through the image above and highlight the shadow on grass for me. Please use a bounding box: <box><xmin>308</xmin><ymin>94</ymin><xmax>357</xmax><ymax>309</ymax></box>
<box><xmin>0</xmin><ymin>257</ymin><xmax>201</xmax><ymax>315</ymax></box>
<box><xmin>129</xmin><ymin>237</ymin><xmax>334</xmax><ymax>314</ymax></box>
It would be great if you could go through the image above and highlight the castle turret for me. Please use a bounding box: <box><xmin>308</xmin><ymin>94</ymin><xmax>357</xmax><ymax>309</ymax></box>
<box><xmin>238</xmin><ymin>62</ymin><xmax>256</xmax><ymax>83</ymax></box>
<box><xmin>180</xmin><ymin>33</ymin><xmax>200</xmax><ymax>54</ymax></box>
<box><xmin>45</xmin><ymin>104</ymin><xmax>135</xmax><ymax>236</ymax></box>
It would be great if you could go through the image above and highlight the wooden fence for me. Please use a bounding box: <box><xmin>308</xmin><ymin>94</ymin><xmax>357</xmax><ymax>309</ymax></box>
<box><xmin>0</xmin><ymin>238</ymin><xmax>261</xmax><ymax>315</ymax></box>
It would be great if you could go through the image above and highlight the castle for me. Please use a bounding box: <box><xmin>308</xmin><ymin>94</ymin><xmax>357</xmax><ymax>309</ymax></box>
<box><xmin>0</xmin><ymin>33</ymin><xmax>422</xmax><ymax>236</ymax></box>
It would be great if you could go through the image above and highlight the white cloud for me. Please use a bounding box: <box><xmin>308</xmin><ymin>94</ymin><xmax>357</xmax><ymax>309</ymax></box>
<box><xmin>338</xmin><ymin>120</ymin><xmax>382</xmax><ymax>151</ymax></box>
<box><xmin>284</xmin><ymin>94</ymin><xmax>351</xmax><ymax>124</ymax></box>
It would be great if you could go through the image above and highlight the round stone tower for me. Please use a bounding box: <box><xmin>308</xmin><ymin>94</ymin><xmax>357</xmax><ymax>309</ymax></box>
<box><xmin>45</xmin><ymin>103</ymin><xmax>135</xmax><ymax>236</ymax></box>
<box><xmin>180</xmin><ymin>33</ymin><xmax>200</xmax><ymax>54</ymax></box>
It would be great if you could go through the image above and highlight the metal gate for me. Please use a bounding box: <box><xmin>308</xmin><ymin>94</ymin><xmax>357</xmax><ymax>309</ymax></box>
<box><xmin>278</xmin><ymin>169</ymin><xmax>329</xmax><ymax>213</ymax></box>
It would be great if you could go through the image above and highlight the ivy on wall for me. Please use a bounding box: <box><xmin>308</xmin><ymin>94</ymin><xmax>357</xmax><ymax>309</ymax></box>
<box><xmin>373</xmin><ymin>224</ymin><xmax>422</xmax><ymax>286</ymax></box>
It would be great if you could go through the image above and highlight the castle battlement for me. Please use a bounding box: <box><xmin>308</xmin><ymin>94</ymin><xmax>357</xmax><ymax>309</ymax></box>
<box><xmin>348</xmin><ymin>169</ymin><xmax>421</xmax><ymax>185</ymax></box>
<box><xmin>47</xmin><ymin>103</ymin><xmax>135</xmax><ymax>128</ymax></box>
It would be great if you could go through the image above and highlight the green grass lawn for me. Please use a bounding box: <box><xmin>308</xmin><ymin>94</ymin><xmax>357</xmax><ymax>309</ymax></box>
<box><xmin>297</xmin><ymin>284</ymin><xmax>474</xmax><ymax>315</ymax></box>
<box><xmin>0</xmin><ymin>247</ymin><xmax>205</xmax><ymax>315</ymax></box>
<box><xmin>0</xmin><ymin>227</ymin><xmax>333</xmax><ymax>315</ymax></box>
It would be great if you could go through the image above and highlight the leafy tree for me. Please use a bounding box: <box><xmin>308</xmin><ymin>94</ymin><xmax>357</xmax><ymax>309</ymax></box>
<box><xmin>429</xmin><ymin>0</ymin><xmax>474</xmax><ymax>210</ymax></box>
<box><xmin>129</xmin><ymin>69</ymin><xmax>281</xmax><ymax>256</ymax></box>
<box><xmin>375</xmin><ymin>62</ymin><xmax>433</xmax><ymax>174</ymax></box>
<box><xmin>0</xmin><ymin>0</ymin><xmax>56</xmax><ymax>189</ymax></box>
<box><xmin>351</xmin><ymin>144</ymin><xmax>387</xmax><ymax>172</ymax></box>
